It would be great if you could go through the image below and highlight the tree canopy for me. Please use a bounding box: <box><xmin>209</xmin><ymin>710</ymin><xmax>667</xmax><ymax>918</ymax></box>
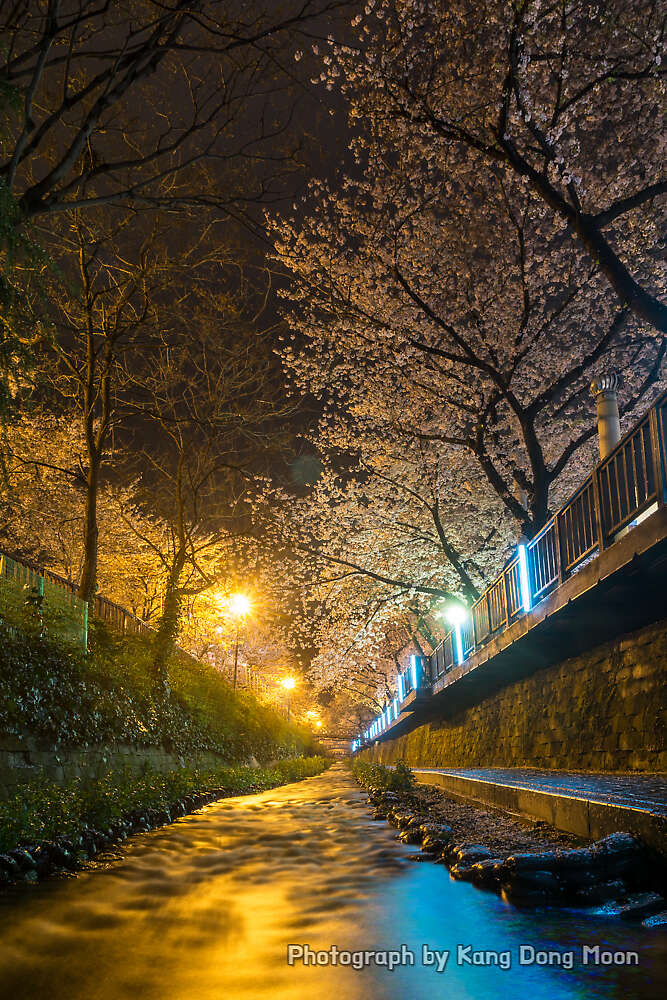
<box><xmin>264</xmin><ymin>0</ymin><xmax>666</xmax><ymax>719</ymax></box>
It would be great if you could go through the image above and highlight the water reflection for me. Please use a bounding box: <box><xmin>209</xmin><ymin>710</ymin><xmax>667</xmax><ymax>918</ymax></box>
<box><xmin>0</xmin><ymin>765</ymin><xmax>663</xmax><ymax>1000</ymax></box>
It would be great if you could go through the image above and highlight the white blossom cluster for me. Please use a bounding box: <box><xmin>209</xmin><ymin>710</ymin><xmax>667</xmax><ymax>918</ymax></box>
<box><xmin>262</xmin><ymin>0</ymin><xmax>666</xmax><ymax>718</ymax></box>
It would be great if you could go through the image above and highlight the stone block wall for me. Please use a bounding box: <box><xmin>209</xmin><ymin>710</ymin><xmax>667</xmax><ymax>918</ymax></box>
<box><xmin>0</xmin><ymin>737</ymin><xmax>229</xmax><ymax>798</ymax></box>
<box><xmin>363</xmin><ymin>618</ymin><xmax>667</xmax><ymax>773</ymax></box>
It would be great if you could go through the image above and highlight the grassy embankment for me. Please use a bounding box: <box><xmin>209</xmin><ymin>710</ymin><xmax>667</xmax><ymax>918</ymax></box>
<box><xmin>0</xmin><ymin>618</ymin><xmax>317</xmax><ymax>761</ymax></box>
<box><xmin>0</xmin><ymin>756</ymin><xmax>330</xmax><ymax>855</ymax></box>
<box><xmin>0</xmin><ymin>618</ymin><xmax>327</xmax><ymax>859</ymax></box>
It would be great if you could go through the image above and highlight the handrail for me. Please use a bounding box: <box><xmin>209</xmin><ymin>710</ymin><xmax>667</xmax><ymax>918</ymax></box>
<box><xmin>0</xmin><ymin>547</ymin><xmax>271</xmax><ymax>696</ymax></box>
<box><xmin>355</xmin><ymin>388</ymin><xmax>667</xmax><ymax>749</ymax></box>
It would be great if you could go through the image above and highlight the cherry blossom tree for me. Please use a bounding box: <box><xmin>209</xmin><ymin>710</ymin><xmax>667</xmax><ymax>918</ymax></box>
<box><xmin>13</xmin><ymin>212</ymin><xmax>246</xmax><ymax>607</ymax></box>
<box><xmin>263</xmin><ymin>2</ymin><xmax>667</xmax><ymax>719</ymax></box>
<box><xmin>322</xmin><ymin>0</ymin><xmax>666</xmax><ymax>331</ymax></box>
<box><xmin>269</xmin><ymin>166</ymin><xmax>664</xmax><ymax>713</ymax></box>
<box><xmin>1</xmin><ymin>406</ymin><xmax>299</xmax><ymax>702</ymax></box>
<box><xmin>0</xmin><ymin>410</ymin><xmax>168</xmax><ymax>614</ymax></box>
<box><xmin>123</xmin><ymin>283</ymin><xmax>294</xmax><ymax>684</ymax></box>
<box><xmin>273</xmin><ymin>166</ymin><xmax>665</xmax><ymax>563</ymax></box>
<box><xmin>38</xmin><ymin>213</ymin><xmax>158</xmax><ymax>605</ymax></box>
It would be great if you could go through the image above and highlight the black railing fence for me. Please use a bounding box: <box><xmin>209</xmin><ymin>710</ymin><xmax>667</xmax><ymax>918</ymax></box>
<box><xmin>435</xmin><ymin>389</ymin><xmax>666</xmax><ymax>673</ymax></box>
<box><xmin>355</xmin><ymin>389</ymin><xmax>667</xmax><ymax>749</ymax></box>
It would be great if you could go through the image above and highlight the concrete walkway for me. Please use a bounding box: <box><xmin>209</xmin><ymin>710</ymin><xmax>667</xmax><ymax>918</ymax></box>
<box><xmin>410</xmin><ymin>767</ymin><xmax>667</xmax><ymax>851</ymax></box>
<box><xmin>416</xmin><ymin>768</ymin><xmax>667</xmax><ymax>814</ymax></box>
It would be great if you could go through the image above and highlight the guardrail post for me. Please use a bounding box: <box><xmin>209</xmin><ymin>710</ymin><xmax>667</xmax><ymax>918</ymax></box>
<box><xmin>82</xmin><ymin>601</ymin><xmax>88</xmax><ymax>650</ymax></box>
<box><xmin>502</xmin><ymin>568</ymin><xmax>512</xmax><ymax>627</ymax></box>
<box><xmin>591</xmin><ymin>466</ymin><xmax>607</xmax><ymax>552</ymax></box>
<box><xmin>649</xmin><ymin>405</ymin><xmax>666</xmax><ymax>508</ymax></box>
<box><xmin>553</xmin><ymin>512</ymin><xmax>565</xmax><ymax>584</ymax></box>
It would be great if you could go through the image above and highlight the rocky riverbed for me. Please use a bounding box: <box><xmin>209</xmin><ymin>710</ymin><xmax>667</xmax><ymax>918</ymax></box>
<box><xmin>362</xmin><ymin>778</ymin><xmax>667</xmax><ymax>924</ymax></box>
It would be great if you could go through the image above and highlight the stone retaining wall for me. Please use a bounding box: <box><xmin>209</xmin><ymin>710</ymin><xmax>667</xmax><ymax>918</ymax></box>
<box><xmin>362</xmin><ymin>618</ymin><xmax>667</xmax><ymax>773</ymax></box>
<box><xmin>0</xmin><ymin>737</ymin><xmax>229</xmax><ymax>798</ymax></box>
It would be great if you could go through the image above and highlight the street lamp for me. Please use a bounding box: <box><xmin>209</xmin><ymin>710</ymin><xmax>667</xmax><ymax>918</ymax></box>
<box><xmin>442</xmin><ymin>601</ymin><xmax>467</xmax><ymax>627</ymax></box>
<box><xmin>441</xmin><ymin>601</ymin><xmax>468</xmax><ymax>666</ymax></box>
<box><xmin>229</xmin><ymin>593</ymin><xmax>251</xmax><ymax>691</ymax></box>
<box><xmin>306</xmin><ymin>710</ymin><xmax>323</xmax><ymax>731</ymax></box>
<box><xmin>281</xmin><ymin>676</ymin><xmax>296</xmax><ymax>721</ymax></box>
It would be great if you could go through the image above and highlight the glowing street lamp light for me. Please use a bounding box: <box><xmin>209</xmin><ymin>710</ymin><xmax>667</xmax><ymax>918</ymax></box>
<box><xmin>441</xmin><ymin>601</ymin><xmax>468</xmax><ymax>666</ymax></box>
<box><xmin>442</xmin><ymin>601</ymin><xmax>467</xmax><ymax>627</ymax></box>
<box><xmin>229</xmin><ymin>593</ymin><xmax>251</xmax><ymax>618</ymax></box>
<box><xmin>306</xmin><ymin>710</ymin><xmax>322</xmax><ymax>730</ymax></box>
<box><xmin>281</xmin><ymin>676</ymin><xmax>296</xmax><ymax>721</ymax></box>
<box><xmin>229</xmin><ymin>593</ymin><xmax>251</xmax><ymax>691</ymax></box>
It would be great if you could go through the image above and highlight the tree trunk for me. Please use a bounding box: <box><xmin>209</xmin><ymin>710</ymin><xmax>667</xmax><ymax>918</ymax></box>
<box><xmin>152</xmin><ymin>549</ymin><xmax>186</xmax><ymax>688</ymax></box>
<box><xmin>152</xmin><ymin>585</ymin><xmax>182</xmax><ymax>690</ymax></box>
<box><xmin>529</xmin><ymin>474</ymin><xmax>551</xmax><ymax>537</ymax></box>
<box><xmin>78</xmin><ymin>455</ymin><xmax>100</xmax><ymax>605</ymax></box>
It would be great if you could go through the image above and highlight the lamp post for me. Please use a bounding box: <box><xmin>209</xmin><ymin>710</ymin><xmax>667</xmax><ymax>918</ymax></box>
<box><xmin>233</xmin><ymin>621</ymin><xmax>240</xmax><ymax>690</ymax></box>
<box><xmin>228</xmin><ymin>593</ymin><xmax>250</xmax><ymax>691</ymax></box>
<box><xmin>590</xmin><ymin>373</ymin><xmax>621</xmax><ymax>459</ymax></box>
<box><xmin>281</xmin><ymin>676</ymin><xmax>296</xmax><ymax>721</ymax></box>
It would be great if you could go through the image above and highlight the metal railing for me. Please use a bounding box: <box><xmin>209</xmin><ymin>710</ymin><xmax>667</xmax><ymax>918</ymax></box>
<box><xmin>0</xmin><ymin>551</ymin><xmax>88</xmax><ymax>647</ymax></box>
<box><xmin>504</xmin><ymin>555</ymin><xmax>523</xmax><ymax>622</ymax></box>
<box><xmin>357</xmin><ymin>388</ymin><xmax>667</xmax><ymax>748</ymax></box>
<box><xmin>0</xmin><ymin>549</ymin><xmax>273</xmax><ymax>697</ymax></box>
<box><xmin>93</xmin><ymin>592</ymin><xmax>155</xmax><ymax>638</ymax></box>
<box><xmin>0</xmin><ymin>549</ymin><xmax>158</xmax><ymax>647</ymax></box>
<box><xmin>431</xmin><ymin>631</ymin><xmax>454</xmax><ymax>680</ymax></box>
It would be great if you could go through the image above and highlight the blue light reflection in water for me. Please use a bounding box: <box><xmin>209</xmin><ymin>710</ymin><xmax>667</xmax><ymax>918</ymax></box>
<box><xmin>361</xmin><ymin>860</ymin><xmax>666</xmax><ymax>999</ymax></box>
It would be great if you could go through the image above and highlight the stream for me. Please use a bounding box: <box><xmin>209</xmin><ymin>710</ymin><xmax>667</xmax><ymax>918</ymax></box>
<box><xmin>0</xmin><ymin>764</ymin><xmax>664</xmax><ymax>999</ymax></box>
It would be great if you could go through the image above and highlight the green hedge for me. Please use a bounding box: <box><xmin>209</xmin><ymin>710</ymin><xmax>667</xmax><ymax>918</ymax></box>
<box><xmin>0</xmin><ymin>756</ymin><xmax>330</xmax><ymax>852</ymax></box>
<box><xmin>0</xmin><ymin>620</ymin><xmax>318</xmax><ymax>762</ymax></box>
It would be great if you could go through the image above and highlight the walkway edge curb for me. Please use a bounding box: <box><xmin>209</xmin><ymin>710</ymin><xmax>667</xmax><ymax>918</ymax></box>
<box><xmin>411</xmin><ymin>770</ymin><xmax>667</xmax><ymax>854</ymax></box>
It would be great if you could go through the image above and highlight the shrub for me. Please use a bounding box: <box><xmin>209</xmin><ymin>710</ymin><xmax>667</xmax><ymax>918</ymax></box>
<box><xmin>351</xmin><ymin>759</ymin><xmax>415</xmax><ymax>793</ymax></box>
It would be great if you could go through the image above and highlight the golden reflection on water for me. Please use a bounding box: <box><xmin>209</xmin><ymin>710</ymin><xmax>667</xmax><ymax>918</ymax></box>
<box><xmin>0</xmin><ymin>766</ymin><xmax>407</xmax><ymax>1000</ymax></box>
<box><xmin>0</xmin><ymin>765</ymin><xmax>664</xmax><ymax>1000</ymax></box>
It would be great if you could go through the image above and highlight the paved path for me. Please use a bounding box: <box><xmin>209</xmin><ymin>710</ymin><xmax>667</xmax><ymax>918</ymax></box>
<box><xmin>414</xmin><ymin>768</ymin><xmax>667</xmax><ymax>815</ymax></box>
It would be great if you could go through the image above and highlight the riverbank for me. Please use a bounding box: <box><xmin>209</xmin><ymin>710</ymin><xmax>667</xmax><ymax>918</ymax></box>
<box><xmin>1</xmin><ymin>764</ymin><xmax>665</xmax><ymax>1000</ymax></box>
<box><xmin>0</xmin><ymin>620</ymin><xmax>316</xmax><ymax>774</ymax></box>
<box><xmin>0</xmin><ymin>756</ymin><xmax>330</xmax><ymax>885</ymax></box>
<box><xmin>352</xmin><ymin>760</ymin><xmax>667</xmax><ymax>924</ymax></box>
